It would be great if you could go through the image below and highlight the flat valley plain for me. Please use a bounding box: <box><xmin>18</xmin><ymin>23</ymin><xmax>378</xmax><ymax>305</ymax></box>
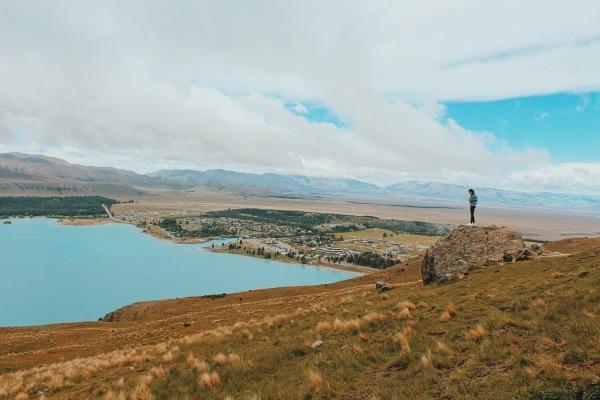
<box><xmin>111</xmin><ymin>190</ymin><xmax>600</xmax><ymax>241</ymax></box>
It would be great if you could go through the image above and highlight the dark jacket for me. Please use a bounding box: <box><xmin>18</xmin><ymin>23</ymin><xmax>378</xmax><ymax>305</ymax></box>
<box><xmin>469</xmin><ymin>194</ymin><xmax>478</xmax><ymax>207</ymax></box>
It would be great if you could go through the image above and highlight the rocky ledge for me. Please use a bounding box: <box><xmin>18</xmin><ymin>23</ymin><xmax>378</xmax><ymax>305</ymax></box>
<box><xmin>422</xmin><ymin>225</ymin><xmax>542</xmax><ymax>284</ymax></box>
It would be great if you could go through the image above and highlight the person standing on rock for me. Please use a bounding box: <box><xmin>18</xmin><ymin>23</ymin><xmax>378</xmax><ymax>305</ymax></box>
<box><xmin>468</xmin><ymin>188</ymin><xmax>478</xmax><ymax>225</ymax></box>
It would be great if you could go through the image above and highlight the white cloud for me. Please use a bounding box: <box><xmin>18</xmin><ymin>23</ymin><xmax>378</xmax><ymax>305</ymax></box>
<box><xmin>0</xmin><ymin>0</ymin><xmax>599</xmax><ymax>193</ymax></box>
<box><xmin>503</xmin><ymin>163</ymin><xmax>600</xmax><ymax>195</ymax></box>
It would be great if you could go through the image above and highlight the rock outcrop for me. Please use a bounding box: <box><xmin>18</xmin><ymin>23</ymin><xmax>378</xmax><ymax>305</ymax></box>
<box><xmin>422</xmin><ymin>225</ymin><xmax>539</xmax><ymax>284</ymax></box>
<box><xmin>375</xmin><ymin>281</ymin><xmax>393</xmax><ymax>293</ymax></box>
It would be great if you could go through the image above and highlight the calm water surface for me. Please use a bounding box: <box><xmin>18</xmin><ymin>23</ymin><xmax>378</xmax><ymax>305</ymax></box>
<box><xmin>0</xmin><ymin>218</ymin><xmax>355</xmax><ymax>327</ymax></box>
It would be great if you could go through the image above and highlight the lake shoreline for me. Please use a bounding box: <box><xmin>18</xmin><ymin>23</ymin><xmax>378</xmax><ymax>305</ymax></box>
<box><xmin>210</xmin><ymin>245</ymin><xmax>372</xmax><ymax>274</ymax></box>
<box><xmin>58</xmin><ymin>216</ymin><xmax>371</xmax><ymax>274</ymax></box>
<box><xmin>1</xmin><ymin>217</ymin><xmax>358</xmax><ymax>327</ymax></box>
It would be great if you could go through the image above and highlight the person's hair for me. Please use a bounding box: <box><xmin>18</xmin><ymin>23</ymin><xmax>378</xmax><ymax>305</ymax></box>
<box><xmin>468</xmin><ymin>188</ymin><xmax>475</xmax><ymax>195</ymax></box>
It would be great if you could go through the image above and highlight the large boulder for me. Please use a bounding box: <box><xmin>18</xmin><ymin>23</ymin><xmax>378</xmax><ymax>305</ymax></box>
<box><xmin>422</xmin><ymin>225</ymin><xmax>532</xmax><ymax>284</ymax></box>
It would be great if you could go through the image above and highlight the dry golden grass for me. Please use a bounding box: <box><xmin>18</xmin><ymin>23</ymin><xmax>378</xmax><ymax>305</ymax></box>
<box><xmin>186</xmin><ymin>353</ymin><xmax>210</xmax><ymax>372</ymax></box>
<box><xmin>396</xmin><ymin>307</ymin><xmax>413</xmax><ymax>320</ymax></box>
<box><xmin>241</xmin><ymin>328</ymin><xmax>254</xmax><ymax>340</ymax></box>
<box><xmin>420</xmin><ymin>349</ymin><xmax>433</xmax><ymax>368</ymax></box>
<box><xmin>161</xmin><ymin>351</ymin><xmax>174</xmax><ymax>363</ymax></box>
<box><xmin>104</xmin><ymin>390</ymin><xmax>127</xmax><ymax>400</ymax></box>
<box><xmin>353</xmin><ymin>343</ymin><xmax>367</xmax><ymax>356</ymax></box>
<box><xmin>362</xmin><ymin>312</ymin><xmax>385</xmax><ymax>324</ymax></box>
<box><xmin>395</xmin><ymin>300</ymin><xmax>416</xmax><ymax>310</ymax></box>
<box><xmin>440</xmin><ymin>311</ymin><xmax>452</xmax><ymax>321</ymax></box>
<box><xmin>212</xmin><ymin>353</ymin><xmax>228</xmax><ymax>365</ymax></box>
<box><xmin>440</xmin><ymin>302</ymin><xmax>457</xmax><ymax>321</ymax></box>
<box><xmin>525</xmin><ymin>366</ymin><xmax>541</xmax><ymax>379</ymax></box>
<box><xmin>198</xmin><ymin>371</ymin><xmax>220</xmax><ymax>389</ymax></box>
<box><xmin>130</xmin><ymin>383</ymin><xmax>153</xmax><ymax>400</ymax></box>
<box><xmin>306</xmin><ymin>370</ymin><xmax>324</xmax><ymax>392</ymax></box>
<box><xmin>532</xmin><ymin>297</ymin><xmax>546</xmax><ymax>307</ymax></box>
<box><xmin>333</xmin><ymin>318</ymin><xmax>362</xmax><ymax>334</ymax></box>
<box><xmin>393</xmin><ymin>327</ymin><xmax>413</xmax><ymax>353</ymax></box>
<box><xmin>149</xmin><ymin>366</ymin><xmax>166</xmax><ymax>380</ymax></box>
<box><xmin>316</xmin><ymin>321</ymin><xmax>333</xmax><ymax>333</ymax></box>
<box><xmin>435</xmin><ymin>341</ymin><xmax>453</xmax><ymax>355</ymax></box>
<box><xmin>228</xmin><ymin>353</ymin><xmax>241</xmax><ymax>364</ymax></box>
<box><xmin>465</xmin><ymin>324</ymin><xmax>487</xmax><ymax>342</ymax></box>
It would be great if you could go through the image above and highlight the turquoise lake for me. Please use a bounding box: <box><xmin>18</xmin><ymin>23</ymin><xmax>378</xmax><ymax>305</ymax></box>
<box><xmin>0</xmin><ymin>218</ymin><xmax>356</xmax><ymax>327</ymax></box>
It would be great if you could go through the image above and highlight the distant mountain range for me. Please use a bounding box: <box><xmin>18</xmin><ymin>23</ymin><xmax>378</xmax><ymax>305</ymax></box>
<box><xmin>0</xmin><ymin>152</ymin><xmax>182</xmax><ymax>196</ymax></box>
<box><xmin>1</xmin><ymin>152</ymin><xmax>599</xmax><ymax>213</ymax></box>
<box><xmin>150</xmin><ymin>169</ymin><xmax>380</xmax><ymax>197</ymax></box>
<box><xmin>152</xmin><ymin>168</ymin><xmax>600</xmax><ymax>212</ymax></box>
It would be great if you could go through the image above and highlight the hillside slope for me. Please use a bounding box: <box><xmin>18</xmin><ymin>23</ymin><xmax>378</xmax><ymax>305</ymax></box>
<box><xmin>0</xmin><ymin>153</ymin><xmax>184</xmax><ymax>196</ymax></box>
<box><xmin>1</xmin><ymin>238</ymin><xmax>598</xmax><ymax>399</ymax></box>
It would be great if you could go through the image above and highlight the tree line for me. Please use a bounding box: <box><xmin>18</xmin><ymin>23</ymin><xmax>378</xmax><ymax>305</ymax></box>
<box><xmin>0</xmin><ymin>196</ymin><xmax>117</xmax><ymax>217</ymax></box>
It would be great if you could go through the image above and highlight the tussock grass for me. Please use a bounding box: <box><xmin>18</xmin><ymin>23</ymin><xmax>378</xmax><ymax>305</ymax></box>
<box><xmin>104</xmin><ymin>391</ymin><xmax>126</xmax><ymax>400</ymax></box>
<box><xmin>362</xmin><ymin>312</ymin><xmax>386</xmax><ymax>324</ymax></box>
<box><xmin>333</xmin><ymin>318</ymin><xmax>362</xmax><ymax>334</ymax></box>
<box><xmin>353</xmin><ymin>344</ymin><xmax>367</xmax><ymax>356</ymax></box>
<box><xmin>316</xmin><ymin>321</ymin><xmax>333</xmax><ymax>333</ymax></box>
<box><xmin>420</xmin><ymin>349</ymin><xmax>433</xmax><ymax>368</ymax></box>
<box><xmin>306</xmin><ymin>370</ymin><xmax>324</xmax><ymax>392</ymax></box>
<box><xmin>393</xmin><ymin>327</ymin><xmax>413</xmax><ymax>353</ymax></box>
<box><xmin>161</xmin><ymin>351</ymin><xmax>174</xmax><ymax>363</ymax></box>
<box><xmin>465</xmin><ymin>324</ymin><xmax>487</xmax><ymax>342</ymax></box>
<box><xmin>395</xmin><ymin>307</ymin><xmax>413</xmax><ymax>320</ymax></box>
<box><xmin>435</xmin><ymin>340</ymin><xmax>453</xmax><ymax>355</ymax></box>
<box><xmin>149</xmin><ymin>366</ymin><xmax>166</xmax><ymax>380</ymax></box>
<box><xmin>212</xmin><ymin>353</ymin><xmax>228</xmax><ymax>365</ymax></box>
<box><xmin>440</xmin><ymin>302</ymin><xmax>457</xmax><ymax>321</ymax></box>
<box><xmin>130</xmin><ymin>383</ymin><xmax>153</xmax><ymax>400</ymax></box>
<box><xmin>186</xmin><ymin>353</ymin><xmax>208</xmax><ymax>372</ymax></box>
<box><xmin>395</xmin><ymin>300</ymin><xmax>416</xmax><ymax>310</ymax></box>
<box><xmin>228</xmin><ymin>353</ymin><xmax>241</xmax><ymax>364</ymax></box>
<box><xmin>198</xmin><ymin>372</ymin><xmax>221</xmax><ymax>389</ymax></box>
<box><xmin>241</xmin><ymin>329</ymin><xmax>254</xmax><ymax>340</ymax></box>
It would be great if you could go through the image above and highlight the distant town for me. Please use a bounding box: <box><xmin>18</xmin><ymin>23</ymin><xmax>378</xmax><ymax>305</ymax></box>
<box><xmin>119</xmin><ymin>207</ymin><xmax>450</xmax><ymax>271</ymax></box>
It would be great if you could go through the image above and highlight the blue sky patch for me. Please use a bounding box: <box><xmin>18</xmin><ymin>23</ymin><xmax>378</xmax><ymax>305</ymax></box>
<box><xmin>285</xmin><ymin>100</ymin><xmax>350</xmax><ymax>128</ymax></box>
<box><xmin>444</xmin><ymin>92</ymin><xmax>600</xmax><ymax>163</ymax></box>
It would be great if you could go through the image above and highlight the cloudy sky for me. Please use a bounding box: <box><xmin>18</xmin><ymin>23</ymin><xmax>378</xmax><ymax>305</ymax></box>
<box><xmin>1</xmin><ymin>1</ymin><xmax>599</xmax><ymax>194</ymax></box>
